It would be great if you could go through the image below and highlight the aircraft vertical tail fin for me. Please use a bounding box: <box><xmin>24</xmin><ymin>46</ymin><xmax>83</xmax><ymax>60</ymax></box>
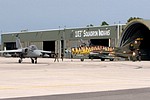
<box><xmin>80</xmin><ymin>39</ymin><xmax>87</xmax><ymax>46</ymax></box>
<box><xmin>16</xmin><ymin>37</ymin><xmax>22</xmax><ymax>49</ymax></box>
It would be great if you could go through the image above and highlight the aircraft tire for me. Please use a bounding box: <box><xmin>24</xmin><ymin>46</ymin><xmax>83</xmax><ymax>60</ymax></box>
<box><xmin>110</xmin><ymin>59</ymin><xmax>114</xmax><ymax>61</ymax></box>
<box><xmin>80</xmin><ymin>58</ymin><xmax>84</xmax><ymax>62</ymax></box>
<box><xmin>19</xmin><ymin>59</ymin><xmax>22</xmax><ymax>63</ymax></box>
<box><xmin>101</xmin><ymin>58</ymin><xmax>105</xmax><ymax>61</ymax></box>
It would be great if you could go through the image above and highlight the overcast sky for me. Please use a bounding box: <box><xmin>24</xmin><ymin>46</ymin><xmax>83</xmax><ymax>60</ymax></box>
<box><xmin>0</xmin><ymin>0</ymin><xmax>150</xmax><ymax>33</ymax></box>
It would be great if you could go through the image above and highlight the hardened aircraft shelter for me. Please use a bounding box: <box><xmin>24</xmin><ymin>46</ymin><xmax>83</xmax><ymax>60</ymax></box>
<box><xmin>1</xmin><ymin>25</ymin><xmax>124</xmax><ymax>57</ymax></box>
<box><xmin>120</xmin><ymin>19</ymin><xmax>150</xmax><ymax>60</ymax></box>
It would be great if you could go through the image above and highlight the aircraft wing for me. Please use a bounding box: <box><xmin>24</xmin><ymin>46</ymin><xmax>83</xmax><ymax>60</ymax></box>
<box><xmin>0</xmin><ymin>49</ymin><xmax>22</xmax><ymax>57</ymax></box>
<box><xmin>38</xmin><ymin>50</ymin><xmax>52</xmax><ymax>57</ymax></box>
<box><xmin>0</xmin><ymin>49</ymin><xmax>22</xmax><ymax>53</ymax></box>
<box><xmin>40</xmin><ymin>50</ymin><xmax>51</xmax><ymax>54</ymax></box>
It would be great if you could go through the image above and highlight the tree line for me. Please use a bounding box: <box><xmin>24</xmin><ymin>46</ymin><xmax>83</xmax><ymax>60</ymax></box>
<box><xmin>87</xmin><ymin>17</ymin><xmax>143</xmax><ymax>27</ymax></box>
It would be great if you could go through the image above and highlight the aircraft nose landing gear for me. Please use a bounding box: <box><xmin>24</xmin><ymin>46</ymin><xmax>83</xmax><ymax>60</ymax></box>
<box><xmin>31</xmin><ymin>58</ymin><xmax>37</xmax><ymax>64</ymax></box>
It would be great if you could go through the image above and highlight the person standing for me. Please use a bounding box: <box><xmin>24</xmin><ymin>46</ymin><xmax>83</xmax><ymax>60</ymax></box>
<box><xmin>61</xmin><ymin>53</ymin><xmax>64</xmax><ymax>61</ymax></box>
<box><xmin>137</xmin><ymin>50</ymin><xmax>141</xmax><ymax>61</ymax></box>
<box><xmin>54</xmin><ymin>53</ymin><xmax>59</xmax><ymax>62</ymax></box>
<box><xmin>71</xmin><ymin>54</ymin><xmax>73</xmax><ymax>61</ymax></box>
<box><xmin>132</xmin><ymin>51</ymin><xmax>136</xmax><ymax>62</ymax></box>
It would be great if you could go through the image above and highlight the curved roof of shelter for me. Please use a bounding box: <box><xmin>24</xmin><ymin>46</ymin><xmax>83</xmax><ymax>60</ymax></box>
<box><xmin>120</xmin><ymin>19</ymin><xmax>150</xmax><ymax>47</ymax></box>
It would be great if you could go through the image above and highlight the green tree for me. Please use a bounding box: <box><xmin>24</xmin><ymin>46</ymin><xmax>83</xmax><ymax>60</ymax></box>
<box><xmin>86</xmin><ymin>24</ymin><xmax>94</xmax><ymax>27</ymax></box>
<box><xmin>101</xmin><ymin>21</ymin><xmax>109</xmax><ymax>26</ymax></box>
<box><xmin>127</xmin><ymin>17</ymin><xmax>142</xmax><ymax>23</ymax></box>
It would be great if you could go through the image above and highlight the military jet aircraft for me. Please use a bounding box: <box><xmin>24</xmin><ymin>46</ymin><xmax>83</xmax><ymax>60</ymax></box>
<box><xmin>90</xmin><ymin>38</ymin><xmax>143</xmax><ymax>61</ymax></box>
<box><xmin>0</xmin><ymin>37</ymin><xmax>51</xmax><ymax>63</ymax></box>
<box><xmin>70</xmin><ymin>38</ymin><xmax>142</xmax><ymax>61</ymax></box>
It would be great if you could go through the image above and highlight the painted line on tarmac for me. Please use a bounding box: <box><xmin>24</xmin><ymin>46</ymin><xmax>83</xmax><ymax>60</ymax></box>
<box><xmin>0</xmin><ymin>82</ymin><xmax>142</xmax><ymax>91</ymax></box>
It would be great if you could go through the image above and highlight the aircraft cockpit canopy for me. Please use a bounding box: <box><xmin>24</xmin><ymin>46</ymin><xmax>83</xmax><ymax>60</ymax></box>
<box><xmin>29</xmin><ymin>45</ymin><xmax>38</xmax><ymax>50</ymax></box>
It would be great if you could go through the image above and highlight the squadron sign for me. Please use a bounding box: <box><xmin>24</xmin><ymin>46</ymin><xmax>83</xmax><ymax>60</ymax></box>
<box><xmin>74</xmin><ymin>29</ymin><xmax>110</xmax><ymax>38</ymax></box>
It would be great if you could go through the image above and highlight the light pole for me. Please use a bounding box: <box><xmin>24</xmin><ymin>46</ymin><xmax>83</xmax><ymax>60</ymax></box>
<box><xmin>57</xmin><ymin>26</ymin><xmax>60</xmax><ymax>55</ymax></box>
<box><xmin>61</xmin><ymin>26</ymin><xmax>66</xmax><ymax>55</ymax></box>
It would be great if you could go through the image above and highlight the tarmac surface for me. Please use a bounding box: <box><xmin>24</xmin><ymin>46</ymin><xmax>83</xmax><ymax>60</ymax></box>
<box><xmin>0</xmin><ymin>57</ymin><xmax>150</xmax><ymax>99</ymax></box>
<box><xmin>3</xmin><ymin>88</ymin><xmax>150</xmax><ymax>100</ymax></box>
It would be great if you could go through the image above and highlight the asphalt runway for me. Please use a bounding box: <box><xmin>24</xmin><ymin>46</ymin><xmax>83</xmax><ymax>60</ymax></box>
<box><xmin>0</xmin><ymin>57</ymin><xmax>150</xmax><ymax>99</ymax></box>
<box><xmin>2</xmin><ymin>88</ymin><xmax>150</xmax><ymax>100</ymax></box>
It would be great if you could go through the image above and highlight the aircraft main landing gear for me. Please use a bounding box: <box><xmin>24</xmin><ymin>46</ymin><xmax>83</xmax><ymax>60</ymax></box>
<box><xmin>18</xmin><ymin>54</ymin><xmax>24</xmax><ymax>63</ymax></box>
